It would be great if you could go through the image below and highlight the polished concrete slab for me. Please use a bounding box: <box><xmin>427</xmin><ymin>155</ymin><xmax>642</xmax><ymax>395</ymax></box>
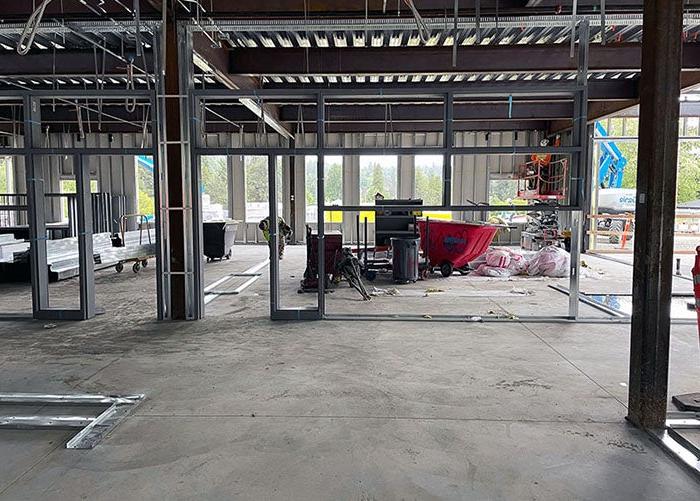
<box><xmin>0</xmin><ymin>245</ymin><xmax>698</xmax><ymax>499</ymax></box>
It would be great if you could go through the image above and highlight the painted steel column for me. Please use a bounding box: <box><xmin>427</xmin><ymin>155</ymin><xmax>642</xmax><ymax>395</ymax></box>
<box><xmin>160</xmin><ymin>14</ymin><xmax>201</xmax><ymax>319</ymax></box>
<box><xmin>627</xmin><ymin>0</ymin><xmax>684</xmax><ymax>429</ymax></box>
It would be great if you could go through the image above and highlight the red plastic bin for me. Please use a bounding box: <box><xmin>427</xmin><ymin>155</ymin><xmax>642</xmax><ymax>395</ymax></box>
<box><xmin>416</xmin><ymin>219</ymin><xmax>501</xmax><ymax>277</ymax></box>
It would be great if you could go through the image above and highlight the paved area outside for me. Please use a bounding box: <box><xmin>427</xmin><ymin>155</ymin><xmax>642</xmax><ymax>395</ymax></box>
<box><xmin>0</xmin><ymin>245</ymin><xmax>698</xmax><ymax>500</ymax></box>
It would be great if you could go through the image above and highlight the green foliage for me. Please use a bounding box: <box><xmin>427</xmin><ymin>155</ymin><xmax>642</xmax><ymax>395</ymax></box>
<box><xmin>0</xmin><ymin>157</ymin><xmax>9</xmax><ymax>192</ymax></box>
<box><xmin>415</xmin><ymin>157</ymin><xmax>443</xmax><ymax>205</ymax></box>
<box><xmin>613</xmin><ymin>141</ymin><xmax>700</xmax><ymax>204</ymax></box>
<box><xmin>305</xmin><ymin>157</ymin><xmax>343</xmax><ymax>205</ymax></box>
<box><xmin>360</xmin><ymin>158</ymin><xmax>397</xmax><ymax>203</ymax></box>
<box><xmin>136</xmin><ymin>158</ymin><xmax>155</xmax><ymax>217</ymax></box>
<box><xmin>245</xmin><ymin>156</ymin><xmax>268</xmax><ymax>203</ymax></box>
<box><xmin>677</xmin><ymin>141</ymin><xmax>700</xmax><ymax>204</ymax></box>
<box><xmin>201</xmin><ymin>156</ymin><xmax>228</xmax><ymax>206</ymax></box>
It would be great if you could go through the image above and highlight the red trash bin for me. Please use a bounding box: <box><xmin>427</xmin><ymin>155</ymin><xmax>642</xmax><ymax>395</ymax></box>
<box><xmin>416</xmin><ymin>219</ymin><xmax>502</xmax><ymax>277</ymax></box>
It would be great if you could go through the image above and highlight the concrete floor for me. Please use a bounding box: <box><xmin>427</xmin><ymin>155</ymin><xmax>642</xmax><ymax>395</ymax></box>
<box><xmin>0</xmin><ymin>245</ymin><xmax>699</xmax><ymax>499</ymax></box>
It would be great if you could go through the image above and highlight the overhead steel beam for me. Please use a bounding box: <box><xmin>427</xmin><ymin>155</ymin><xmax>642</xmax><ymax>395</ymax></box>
<box><xmin>276</xmin><ymin>102</ymin><xmax>574</xmax><ymax>121</ymax></box>
<box><xmin>0</xmin><ymin>51</ymin><xmax>153</xmax><ymax>77</ymax></box>
<box><xmin>229</xmin><ymin>44</ymin><xmax>700</xmax><ymax>76</ymax></box>
<box><xmin>200</xmin><ymin>101</ymin><xmax>573</xmax><ymax>123</ymax></box>
<box><xmin>550</xmin><ymin>70</ymin><xmax>700</xmax><ymax>131</ymax></box>
<box><xmin>0</xmin><ymin>1</ymin><xmax>655</xmax><ymax>20</ymax></box>
<box><xmin>262</xmin><ymin>79</ymin><xmax>639</xmax><ymax>101</ymax></box>
<box><xmin>201</xmin><ymin>120</ymin><xmax>548</xmax><ymax>133</ymax></box>
<box><xmin>628</xmin><ymin>0</ymin><xmax>683</xmax><ymax>429</ymax></box>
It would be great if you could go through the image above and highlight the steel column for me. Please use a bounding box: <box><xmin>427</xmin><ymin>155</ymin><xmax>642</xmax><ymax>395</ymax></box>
<box><xmin>74</xmin><ymin>154</ymin><xmax>96</xmax><ymax>319</ymax></box>
<box><xmin>568</xmin><ymin>20</ymin><xmax>590</xmax><ymax>319</ymax></box>
<box><xmin>627</xmin><ymin>0</ymin><xmax>685</xmax><ymax>429</ymax></box>
<box><xmin>22</xmin><ymin>95</ymin><xmax>49</xmax><ymax>315</ymax></box>
<box><xmin>268</xmin><ymin>155</ymin><xmax>280</xmax><ymax>316</ymax></box>
<box><xmin>316</xmin><ymin>93</ymin><xmax>326</xmax><ymax>317</ymax></box>
<box><xmin>443</xmin><ymin>92</ymin><xmax>454</xmax><ymax>206</ymax></box>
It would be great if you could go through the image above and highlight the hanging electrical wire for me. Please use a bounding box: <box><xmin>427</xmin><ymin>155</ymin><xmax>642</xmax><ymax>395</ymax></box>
<box><xmin>125</xmin><ymin>60</ymin><xmax>136</xmax><ymax>113</ymax></box>
<box><xmin>75</xmin><ymin>102</ymin><xmax>85</xmax><ymax>140</ymax></box>
<box><xmin>16</xmin><ymin>0</ymin><xmax>54</xmax><ymax>55</ymax></box>
<box><xmin>403</xmin><ymin>0</ymin><xmax>431</xmax><ymax>44</ymax></box>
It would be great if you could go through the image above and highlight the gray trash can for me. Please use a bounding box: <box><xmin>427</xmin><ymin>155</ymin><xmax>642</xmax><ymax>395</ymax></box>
<box><xmin>391</xmin><ymin>237</ymin><xmax>419</xmax><ymax>283</ymax></box>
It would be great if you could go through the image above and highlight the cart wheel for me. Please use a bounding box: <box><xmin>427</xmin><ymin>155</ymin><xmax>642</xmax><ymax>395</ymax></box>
<box><xmin>440</xmin><ymin>262</ymin><xmax>454</xmax><ymax>278</ymax></box>
<box><xmin>132</xmin><ymin>262</ymin><xmax>141</xmax><ymax>273</ymax></box>
<box><xmin>115</xmin><ymin>263</ymin><xmax>124</xmax><ymax>273</ymax></box>
<box><xmin>141</xmin><ymin>260</ymin><xmax>148</xmax><ymax>268</ymax></box>
<box><xmin>225</xmin><ymin>251</ymin><xmax>231</xmax><ymax>260</ymax></box>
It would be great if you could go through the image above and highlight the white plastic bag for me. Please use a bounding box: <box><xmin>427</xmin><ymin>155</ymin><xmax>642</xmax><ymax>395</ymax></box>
<box><xmin>527</xmin><ymin>246</ymin><xmax>570</xmax><ymax>277</ymax></box>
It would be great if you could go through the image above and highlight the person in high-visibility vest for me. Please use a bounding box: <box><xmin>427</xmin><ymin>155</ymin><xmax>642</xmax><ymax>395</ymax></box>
<box><xmin>259</xmin><ymin>216</ymin><xmax>292</xmax><ymax>259</ymax></box>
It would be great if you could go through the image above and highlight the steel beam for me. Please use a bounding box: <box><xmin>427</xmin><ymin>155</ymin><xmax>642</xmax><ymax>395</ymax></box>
<box><xmin>228</xmin><ymin>44</ymin><xmax>700</xmax><ymax>76</ymax></box>
<box><xmin>261</xmin><ymin>79</ymin><xmax>639</xmax><ymax>101</ymax></box>
<box><xmin>628</xmin><ymin>0</ymin><xmax>684</xmax><ymax>429</ymax></box>
<box><xmin>0</xmin><ymin>52</ymin><xmax>154</xmax><ymax>77</ymax></box>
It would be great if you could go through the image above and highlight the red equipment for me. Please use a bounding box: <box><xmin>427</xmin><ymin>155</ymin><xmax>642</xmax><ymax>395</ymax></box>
<box><xmin>516</xmin><ymin>158</ymin><xmax>569</xmax><ymax>200</ymax></box>
<box><xmin>416</xmin><ymin>219</ymin><xmax>501</xmax><ymax>277</ymax></box>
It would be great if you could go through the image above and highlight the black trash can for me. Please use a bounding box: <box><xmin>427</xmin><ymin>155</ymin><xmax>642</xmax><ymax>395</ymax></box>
<box><xmin>203</xmin><ymin>220</ymin><xmax>238</xmax><ymax>261</ymax></box>
<box><xmin>391</xmin><ymin>237</ymin><xmax>419</xmax><ymax>283</ymax></box>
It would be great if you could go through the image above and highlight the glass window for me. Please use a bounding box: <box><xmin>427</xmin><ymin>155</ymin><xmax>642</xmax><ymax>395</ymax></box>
<box><xmin>359</xmin><ymin>155</ymin><xmax>398</xmax><ymax>204</ymax></box>
<box><xmin>201</xmin><ymin>156</ymin><xmax>228</xmax><ymax>221</ymax></box>
<box><xmin>305</xmin><ymin>156</ymin><xmax>343</xmax><ymax>223</ymax></box>
<box><xmin>245</xmin><ymin>156</ymin><xmax>283</xmax><ymax>223</ymax></box>
<box><xmin>677</xmin><ymin>140</ymin><xmax>700</xmax><ymax>205</ymax></box>
<box><xmin>414</xmin><ymin>155</ymin><xmax>443</xmax><ymax>205</ymax></box>
<box><xmin>136</xmin><ymin>155</ymin><xmax>155</xmax><ymax>220</ymax></box>
<box><xmin>488</xmin><ymin>177</ymin><xmax>527</xmax><ymax>223</ymax></box>
<box><xmin>0</xmin><ymin>156</ymin><xmax>12</xmax><ymax>193</ymax></box>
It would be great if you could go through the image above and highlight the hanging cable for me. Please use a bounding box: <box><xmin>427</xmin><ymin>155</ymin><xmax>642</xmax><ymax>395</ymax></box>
<box><xmin>600</xmin><ymin>0</ymin><xmax>606</xmax><ymax>45</ymax></box>
<box><xmin>133</xmin><ymin>0</ymin><xmax>143</xmax><ymax>57</ymax></box>
<box><xmin>75</xmin><ymin>102</ymin><xmax>85</xmax><ymax>140</ymax></box>
<box><xmin>125</xmin><ymin>60</ymin><xmax>136</xmax><ymax>113</ymax></box>
<box><xmin>570</xmin><ymin>0</ymin><xmax>579</xmax><ymax>58</ymax></box>
<box><xmin>16</xmin><ymin>0</ymin><xmax>54</xmax><ymax>55</ymax></box>
<box><xmin>296</xmin><ymin>104</ymin><xmax>305</xmax><ymax>139</ymax></box>
<box><xmin>403</xmin><ymin>0</ymin><xmax>430</xmax><ymax>44</ymax></box>
<box><xmin>452</xmin><ymin>0</ymin><xmax>458</xmax><ymax>68</ymax></box>
<box><xmin>475</xmin><ymin>0</ymin><xmax>481</xmax><ymax>43</ymax></box>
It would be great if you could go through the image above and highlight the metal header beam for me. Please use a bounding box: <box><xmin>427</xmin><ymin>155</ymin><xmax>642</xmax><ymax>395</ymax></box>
<box><xmin>228</xmin><ymin>44</ymin><xmax>700</xmax><ymax>76</ymax></box>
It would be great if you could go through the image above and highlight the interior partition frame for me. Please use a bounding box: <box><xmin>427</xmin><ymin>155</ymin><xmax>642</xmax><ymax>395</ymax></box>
<box><xmin>193</xmin><ymin>113</ymin><xmax>588</xmax><ymax>321</ymax></box>
<box><xmin>0</xmin><ymin>89</ymin><xmax>161</xmax><ymax>321</ymax></box>
<box><xmin>190</xmin><ymin>23</ymin><xmax>591</xmax><ymax>322</ymax></box>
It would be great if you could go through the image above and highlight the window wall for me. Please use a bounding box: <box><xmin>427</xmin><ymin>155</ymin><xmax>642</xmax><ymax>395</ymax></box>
<box><xmin>360</xmin><ymin>155</ymin><xmax>398</xmax><ymax>204</ymax></box>
<box><xmin>305</xmin><ymin>155</ymin><xmax>343</xmax><ymax>223</ymax></box>
<box><xmin>136</xmin><ymin>155</ymin><xmax>155</xmax><ymax>220</ymax></box>
<box><xmin>488</xmin><ymin>176</ymin><xmax>527</xmax><ymax>224</ymax></box>
<box><xmin>244</xmin><ymin>155</ymin><xmax>282</xmax><ymax>223</ymax></box>
<box><xmin>201</xmin><ymin>156</ymin><xmax>228</xmax><ymax>221</ymax></box>
<box><xmin>0</xmin><ymin>156</ymin><xmax>12</xmax><ymax>193</ymax></box>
